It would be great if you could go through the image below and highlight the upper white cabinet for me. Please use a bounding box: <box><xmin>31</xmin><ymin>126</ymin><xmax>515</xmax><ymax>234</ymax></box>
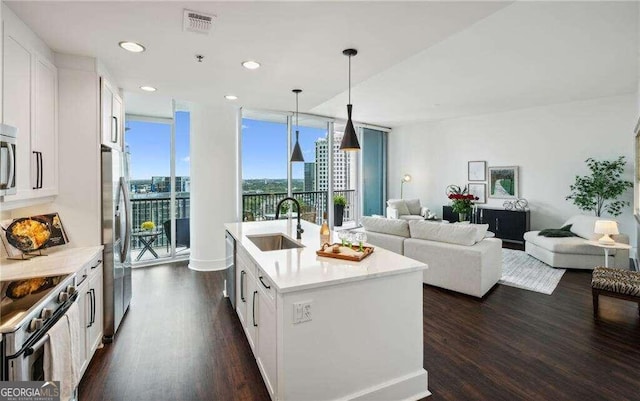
<box><xmin>33</xmin><ymin>57</ymin><xmax>58</xmax><ymax>195</ymax></box>
<box><xmin>2</xmin><ymin>21</ymin><xmax>58</xmax><ymax>207</ymax></box>
<box><xmin>101</xmin><ymin>78</ymin><xmax>123</xmax><ymax>151</ymax></box>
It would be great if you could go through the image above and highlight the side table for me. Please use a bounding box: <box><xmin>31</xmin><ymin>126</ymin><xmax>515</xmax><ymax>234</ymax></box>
<box><xmin>586</xmin><ymin>241</ymin><xmax>632</xmax><ymax>268</ymax></box>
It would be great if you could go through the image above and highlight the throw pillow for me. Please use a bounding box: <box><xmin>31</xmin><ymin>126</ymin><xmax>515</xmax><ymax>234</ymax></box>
<box><xmin>538</xmin><ymin>224</ymin><xmax>577</xmax><ymax>238</ymax></box>
<box><xmin>404</xmin><ymin>199</ymin><xmax>422</xmax><ymax>216</ymax></box>
<box><xmin>408</xmin><ymin>220</ymin><xmax>478</xmax><ymax>246</ymax></box>
<box><xmin>387</xmin><ymin>199</ymin><xmax>410</xmax><ymax>216</ymax></box>
<box><xmin>472</xmin><ymin>224</ymin><xmax>489</xmax><ymax>242</ymax></box>
<box><xmin>361</xmin><ymin>216</ymin><xmax>410</xmax><ymax>238</ymax></box>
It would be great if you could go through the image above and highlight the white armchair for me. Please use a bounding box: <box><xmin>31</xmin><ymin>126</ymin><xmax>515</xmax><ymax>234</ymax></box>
<box><xmin>386</xmin><ymin>199</ymin><xmax>429</xmax><ymax>221</ymax></box>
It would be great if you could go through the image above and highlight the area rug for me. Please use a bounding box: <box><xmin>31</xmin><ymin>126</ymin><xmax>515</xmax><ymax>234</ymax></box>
<box><xmin>500</xmin><ymin>249</ymin><xmax>566</xmax><ymax>295</ymax></box>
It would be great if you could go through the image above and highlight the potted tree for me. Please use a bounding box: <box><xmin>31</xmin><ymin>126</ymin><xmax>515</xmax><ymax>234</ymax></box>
<box><xmin>334</xmin><ymin>195</ymin><xmax>347</xmax><ymax>227</ymax></box>
<box><xmin>566</xmin><ymin>156</ymin><xmax>632</xmax><ymax>217</ymax></box>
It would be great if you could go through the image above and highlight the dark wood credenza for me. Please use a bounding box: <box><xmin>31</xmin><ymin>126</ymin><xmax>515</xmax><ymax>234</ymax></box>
<box><xmin>442</xmin><ymin>206</ymin><xmax>530</xmax><ymax>244</ymax></box>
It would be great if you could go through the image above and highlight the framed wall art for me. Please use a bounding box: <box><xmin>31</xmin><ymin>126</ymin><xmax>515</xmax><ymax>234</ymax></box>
<box><xmin>488</xmin><ymin>166</ymin><xmax>519</xmax><ymax>199</ymax></box>
<box><xmin>468</xmin><ymin>161</ymin><xmax>486</xmax><ymax>181</ymax></box>
<box><xmin>468</xmin><ymin>183</ymin><xmax>487</xmax><ymax>204</ymax></box>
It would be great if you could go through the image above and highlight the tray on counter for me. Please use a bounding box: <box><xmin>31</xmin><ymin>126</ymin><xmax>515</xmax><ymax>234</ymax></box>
<box><xmin>316</xmin><ymin>243</ymin><xmax>374</xmax><ymax>262</ymax></box>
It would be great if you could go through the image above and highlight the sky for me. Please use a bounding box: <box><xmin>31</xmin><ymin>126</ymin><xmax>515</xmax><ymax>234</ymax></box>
<box><xmin>126</xmin><ymin>111</ymin><xmax>190</xmax><ymax>180</ymax></box>
<box><xmin>242</xmin><ymin>118</ymin><xmax>328</xmax><ymax>179</ymax></box>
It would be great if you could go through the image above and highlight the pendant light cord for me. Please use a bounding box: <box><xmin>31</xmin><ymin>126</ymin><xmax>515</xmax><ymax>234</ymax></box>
<box><xmin>296</xmin><ymin>91</ymin><xmax>299</xmax><ymax>129</ymax></box>
<box><xmin>348</xmin><ymin>55</ymin><xmax>351</xmax><ymax>104</ymax></box>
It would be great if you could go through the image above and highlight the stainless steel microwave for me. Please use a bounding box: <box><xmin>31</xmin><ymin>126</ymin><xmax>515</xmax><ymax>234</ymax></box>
<box><xmin>0</xmin><ymin>124</ymin><xmax>17</xmax><ymax>196</ymax></box>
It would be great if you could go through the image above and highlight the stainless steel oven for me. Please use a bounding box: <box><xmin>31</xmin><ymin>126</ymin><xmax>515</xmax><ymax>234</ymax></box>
<box><xmin>1</xmin><ymin>273</ymin><xmax>77</xmax><ymax>382</ymax></box>
<box><xmin>0</xmin><ymin>124</ymin><xmax>17</xmax><ymax>197</ymax></box>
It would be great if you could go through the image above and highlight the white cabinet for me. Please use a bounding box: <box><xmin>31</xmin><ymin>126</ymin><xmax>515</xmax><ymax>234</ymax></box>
<box><xmin>235</xmin><ymin>244</ymin><xmax>278</xmax><ymax>400</ymax></box>
<box><xmin>76</xmin><ymin>275</ymin><xmax>90</xmax><ymax>374</ymax></box>
<box><xmin>33</xmin><ymin>57</ymin><xmax>58</xmax><ymax>195</ymax></box>
<box><xmin>236</xmin><ymin>258</ymin><xmax>249</xmax><ymax>327</ymax></box>
<box><xmin>100</xmin><ymin>78</ymin><xmax>123</xmax><ymax>151</ymax></box>
<box><xmin>256</xmin><ymin>277</ymin><xmax>277</xmax><ymax>398</ymax></box>
<box><xmin>246</xmin><ymin>272</ymin><xmax>258</xmax><ymax>353</ymax></box>
<box><xmin>87</xmin><ymin>261</ymin><xmax>103</xmax><ymax>355</ymax></box>
<box><xmin>2</xmin><ymin>34</ymin><xmax>32</xmax><ymax>200</ymax></box>
<box><xmin>75</xmin><ymin>255</ymin><xmax>103</xmax><ymax>379</ymax></box>
<box><xmin>2</xmin><ymin>28</ymin><xmax>58</xmax><ymax>207</ymax></box>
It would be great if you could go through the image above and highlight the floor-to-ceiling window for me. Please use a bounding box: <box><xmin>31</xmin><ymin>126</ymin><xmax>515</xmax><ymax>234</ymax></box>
<box><xmin>240</xmin><ymin>110</ymin><xmax>387</xmax><ymax>229</ymax></box>
<box><xmin>241</xmin><ymin>114</ymin><xmax>289</xmax><ymax>221</ymax></box>
<box><xmin>126</xmin><ymin>109</ymin><xmax>190</xmax><ymax>265</ymax></box>
<box><xmin>361</xmin><ymin>128</ymin><xmax>387</xmax><ymax>217</ymax></box>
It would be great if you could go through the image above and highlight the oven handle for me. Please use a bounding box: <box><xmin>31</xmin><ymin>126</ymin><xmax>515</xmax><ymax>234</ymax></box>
<box><xmin>6</xmin><ymin>292</ymin><xmax>78</xmax><ymax>360</ymax></box>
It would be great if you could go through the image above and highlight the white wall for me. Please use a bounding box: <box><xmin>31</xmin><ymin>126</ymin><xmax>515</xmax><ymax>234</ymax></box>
<box><xmin>188</xmin><ymin>102</ymin><xmax>239</xmax><ymax>271</ymax></box>
<box><xmin>389</xmin><ymin>94</ymin><xmax>637</xmax><ymax>250</ymax></box>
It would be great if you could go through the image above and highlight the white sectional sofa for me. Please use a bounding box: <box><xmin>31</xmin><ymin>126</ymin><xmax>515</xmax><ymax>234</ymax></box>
<box><xmin>524</xmin><ymin>215</ymin><xmax>630</xmax><ymax>269</ymax></box>
<box><xmin>361</xmin><ymin>216</ymin><xmax>502</xmax><ymax>298</ymax></box>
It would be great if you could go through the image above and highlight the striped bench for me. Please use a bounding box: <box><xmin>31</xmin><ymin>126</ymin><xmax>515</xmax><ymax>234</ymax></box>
<box><xmin>591</xmin><ymin>266</ymin><xmax>640</xmax><ymax>318</ymax></box>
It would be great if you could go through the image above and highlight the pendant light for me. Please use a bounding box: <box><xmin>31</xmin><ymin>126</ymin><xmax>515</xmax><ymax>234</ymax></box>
<box><xmin>290</xmin><ymin>89</ymin><xmax>304</xmax><ymax>162</ymax></box>
<box><xmin>340</xmin><ymin>48</ymin><xmax>360</xmax><ymax>151</ymax></box>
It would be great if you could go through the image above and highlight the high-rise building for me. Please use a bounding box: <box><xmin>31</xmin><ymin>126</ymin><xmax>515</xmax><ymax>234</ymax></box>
<box><xmin>150</xmin><ymin>176</ymin><xmax>190</xmax><ymax>193</ymax></box>
<box><xmin>314</xmin><ymin>133</ymin><xmax>351</xmax><ymax>191</ymax></box>
<box><xmin>304</xmin><ymin>162</ymin><xmax>315</xmax><ymax>192</ymax></box>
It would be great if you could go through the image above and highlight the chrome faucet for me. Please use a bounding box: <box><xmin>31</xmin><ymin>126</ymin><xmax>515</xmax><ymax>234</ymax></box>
<box><xmin>275</xmin><ymin>197</ymin><xmax>304</xmax><ymax>240</ymax></box>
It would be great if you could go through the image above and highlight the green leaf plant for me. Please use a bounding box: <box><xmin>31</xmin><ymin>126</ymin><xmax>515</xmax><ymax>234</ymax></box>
<box><xmin>565</xmin><ymin>156</ymin><xmax>632</xmax><ymax>217</ymax></box>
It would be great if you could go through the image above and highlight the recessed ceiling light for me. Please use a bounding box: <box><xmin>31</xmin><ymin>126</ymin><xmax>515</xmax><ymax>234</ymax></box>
<box><xmin>242</xmin><ymin>60</ymin><xmax>261</xmax><ymax>70</ymax></box>
<box><xmin>119</xmin><ymin>41</ymin><xmax>146</xmax><ymax>53</ymax></box>
<box><xmin>140</xmin><ymin>86</ymin><xmax>157</xmax><ymax>92</ymax></box>
<box><xmin>225</xmin><ymin>95</ymin><xmax>238</xmax><ymax>100</ymax></box>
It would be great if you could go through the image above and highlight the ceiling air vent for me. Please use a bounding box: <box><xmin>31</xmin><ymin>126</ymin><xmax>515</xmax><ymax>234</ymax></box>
<box><xmin>183</xmin><ymin>9</ymin><xmax>215</xmax><ymax>34</ymax></box>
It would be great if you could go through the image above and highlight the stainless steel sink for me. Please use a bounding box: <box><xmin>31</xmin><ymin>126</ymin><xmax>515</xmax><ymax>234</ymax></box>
<box><xmin>247</xmin><ymin>233</ymin><xmax>304</xmax><ymax>252</ymax></box>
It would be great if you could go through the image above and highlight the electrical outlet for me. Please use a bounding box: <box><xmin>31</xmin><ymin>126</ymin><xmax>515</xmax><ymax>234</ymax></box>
<box><xmin>293</xmin><ymin>301</ymin><xmax>312</xmax><ymax>324</ymax></box>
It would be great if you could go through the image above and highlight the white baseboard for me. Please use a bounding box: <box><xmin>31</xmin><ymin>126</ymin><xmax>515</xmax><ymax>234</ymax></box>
<box><xmin>347</xmin><ymin>369</ymin><xmax>430</xmax><ymax>401</ymax></box>
<box><xmin>188</xmin><ymin>256</ymin><xmax>227</xmax><ymax>271</ymax></box>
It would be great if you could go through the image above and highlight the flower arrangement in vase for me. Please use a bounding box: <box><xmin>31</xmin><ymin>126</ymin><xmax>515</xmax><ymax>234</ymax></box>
<box><xmin>446</xmin><ymin>185</ymin><xmax>479</xmax><ymax>222</ymax></box>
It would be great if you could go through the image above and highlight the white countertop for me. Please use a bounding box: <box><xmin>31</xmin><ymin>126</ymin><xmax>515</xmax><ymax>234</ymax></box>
<box><xmin>225</xmin><ymin>220</ymin><xmax>427</xmax><ymax>293</ymax></box>
<box><xmin>0</xmin><ymin>246</ymin><xmax>104</xmax><ymax>281</ymax></box>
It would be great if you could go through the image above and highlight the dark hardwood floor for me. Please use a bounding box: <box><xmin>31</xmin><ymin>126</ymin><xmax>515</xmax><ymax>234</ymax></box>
<box><xmin>80</xmin><ymin>262</ymin><xmax>640</xmax><ymax>401</ymax></box>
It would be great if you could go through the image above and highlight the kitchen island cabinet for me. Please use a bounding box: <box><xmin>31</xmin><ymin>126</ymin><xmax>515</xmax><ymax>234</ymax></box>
<box><xmin>225</xmin><ymin>220</ymin><xmax>430</xmax><ymax>401</ymax></box>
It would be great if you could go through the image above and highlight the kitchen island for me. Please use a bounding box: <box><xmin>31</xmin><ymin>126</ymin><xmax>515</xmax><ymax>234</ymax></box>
<box><xmin>225</xmin><ymin>219</ymin><xmax>430</xmax><ymax>401</ymax></box>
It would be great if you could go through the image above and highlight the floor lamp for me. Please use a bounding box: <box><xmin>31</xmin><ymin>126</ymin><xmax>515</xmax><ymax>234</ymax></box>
<box><xmin>400</xmin><ymin>174</ymin><xmax>411</xmax><ymax>198</ymax></box>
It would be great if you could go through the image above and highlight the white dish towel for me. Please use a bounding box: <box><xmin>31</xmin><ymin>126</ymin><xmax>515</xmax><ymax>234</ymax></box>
<box><xmin>44</xmin><ymin>302</ymin><xmax>82</xmax><ymax>401</ymax></box>
<box><xmin>65</xmin><ymin>302</ymin><xmax>83</xmax><ymax>386</ymax></box>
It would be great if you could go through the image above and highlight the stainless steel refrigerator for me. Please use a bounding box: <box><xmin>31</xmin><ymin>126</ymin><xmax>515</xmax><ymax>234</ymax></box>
<box><xmin>101</xmin><ymin>146</ymin><xmax>132</xmax><ymax>342</ymax></box>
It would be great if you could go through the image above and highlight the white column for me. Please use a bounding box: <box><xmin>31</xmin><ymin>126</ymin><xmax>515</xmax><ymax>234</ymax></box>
<box><xmin>188</xmin><ymin>102</ymin><xmax>238</xmax><ymax>271</ymax></box>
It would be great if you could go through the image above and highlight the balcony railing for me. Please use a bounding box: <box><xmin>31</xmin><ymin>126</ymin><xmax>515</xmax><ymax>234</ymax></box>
<box><xmin>130</xmin><ymin>194</ymin><xmax>190</xmax><ymax>250</ymax></box>
<box><xmin>242</xmin><ymin>190</ymin><xmax>356</xmax><ymax>225</ymax></box>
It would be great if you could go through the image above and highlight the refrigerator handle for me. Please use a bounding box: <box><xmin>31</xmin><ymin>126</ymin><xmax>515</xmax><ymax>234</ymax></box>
<box><xmin>120</xmin><ymin>177</ymin><xmax>131</xmax><ymax>263</ymax></box>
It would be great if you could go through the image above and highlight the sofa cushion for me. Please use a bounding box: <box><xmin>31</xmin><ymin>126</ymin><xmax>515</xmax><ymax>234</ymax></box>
<box><xmin>404</xmin><ymin>199</ymin><xmax>422</xmax><ymax>215</ymax></box>
<box><xmin>524</xmin><ymin>231</ymin><xmax>617</xmax><ymax>256</ymax></box>
<box><xmin>454</xmin><ymin>222</ymin><xmax>489</xmax><ymax>243</ymax></box>
<box><xmin>387</xmin><ymin>199</ymin><xmax>410</xmax><ymax>216</ymax></box>
<box><xmin>564</xmin><ymin>215</ymin><xmax>612</xmax><ymax>240</ymax></box>
<box><xmin>361</xmin><ymin>216</ymin><xmax>410</xmax><ymax>238</ymax></box>
<box><xmin>409</xmin><ymin>220</ymin><xmax>479</xmax><ymax>246</ymax></box>
<box><xmin>399</xmin><ymin>215</ymin><xmax>425</xmax><ymax>221</ymax></box>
